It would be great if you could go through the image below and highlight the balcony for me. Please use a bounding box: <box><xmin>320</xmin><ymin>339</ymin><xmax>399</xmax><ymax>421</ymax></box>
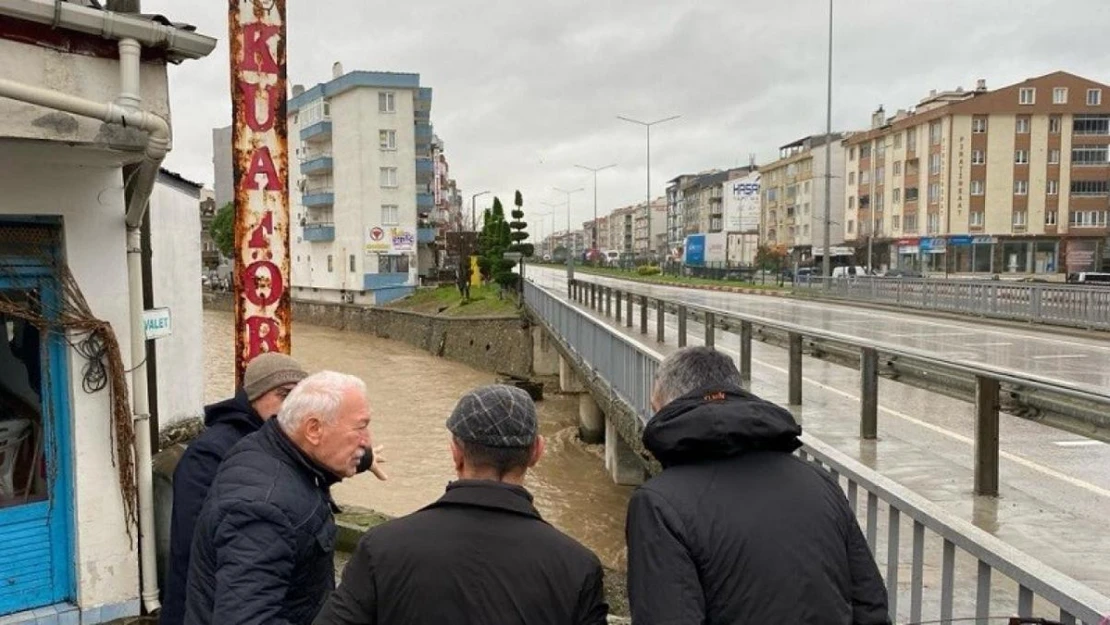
<box><xmin>417</xmin><ymin>227</ymin><xmax>437</xmax><ymax>244</ymax></box>
<box><xmin>303</xmin><ymin>189</ymin><xmax>335</xmax><ymax>208</ymax></box>
<box><xmin>300</xmin><ymin>120</ymin><xmax>332</xmax><ymax>142</ymax></box>
<box><xmin>301</xmin><ymin>156</ymin><xmax>334</xmax><ymax>175</ymax></box>
<box><xmin>417</xmin><ymin>192</ymin><xmax>434</xmax><ymax>210</ymax></box>
<box><xmin>416</xmin><ymin>158</ymin><xmax>434</xmax><ymax>185</ymax></box>
<box><xmin>303</xmin><ymin>222</ymin><xmax>335</xmax><ymax>242</ymax></box>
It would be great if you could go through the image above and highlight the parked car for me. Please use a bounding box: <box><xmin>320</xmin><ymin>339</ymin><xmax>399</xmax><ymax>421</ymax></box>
<box><xmin>880</xmin><ymin>268</ymin><xmax>923</xmax><ymax>279</ymax></box>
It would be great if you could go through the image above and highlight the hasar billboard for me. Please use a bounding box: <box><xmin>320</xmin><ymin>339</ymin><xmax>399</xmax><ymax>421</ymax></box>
<box><xmin>722</xmin><ymin>172</ymin><xmax>761</xmax><ymax>233</ymax></box>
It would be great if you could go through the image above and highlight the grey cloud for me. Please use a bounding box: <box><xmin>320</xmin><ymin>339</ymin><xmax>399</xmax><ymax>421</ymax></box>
<box><xmin>146</xmin><ymin>0</ymin><xmax>1110</xmax><ymax>226</ymax></box>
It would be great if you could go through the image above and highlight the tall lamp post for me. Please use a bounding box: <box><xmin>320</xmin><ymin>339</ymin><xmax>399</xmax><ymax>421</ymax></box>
<box><xmin>617</xmin><ymin>114</ymin><xmax>679</xmax><ymax>262</ymax></box>
<box><xmin>821</xmin><ymin>0</ymin><xmax>834</xmax><ymax>284</ymax></box>
<box><xmin>471</xmin><ymin>190</ymin><xmax>490</xmax><ymax>232</ymax></box>
<box><xmin>574</xmin><ymin>163</ymin><xmax>616</xmax><ymax>256</ymax></box>
<box><xmin>552</xmin><ymin>187</ymin><xmax>584</xmax><ymax>274</ymax></box>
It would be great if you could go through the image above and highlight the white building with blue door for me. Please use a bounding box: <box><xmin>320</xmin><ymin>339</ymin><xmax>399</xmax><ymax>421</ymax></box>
<box><xmin>0</xmin><ymin>2</ymin><xmax>214</xmax><ymax>623</ymax></box>
<box><xmin>287</xmin><ymin>64</ymin><xmax>436</xmax><ymax>305</ymax></box>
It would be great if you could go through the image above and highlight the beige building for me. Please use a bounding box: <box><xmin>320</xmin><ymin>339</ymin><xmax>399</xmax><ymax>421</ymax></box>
<box><xmin>633</xmin><ymin>197</ymin><xmax>667</xmax><ymax>257</ymax></box>
<box><xmin>844</xmin><ymin>71</ymin><xmax>1110</xmax><ymax>276</ymax></box>
<box><xmin>760</xmin><ymin>134</ymin><xmax>848</xmax><ymax>261</ymax></box>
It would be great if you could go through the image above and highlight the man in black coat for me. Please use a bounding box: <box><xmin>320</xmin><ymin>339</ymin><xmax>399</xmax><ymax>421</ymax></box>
<box><xmin>626</xmin><ymin>346</ymin><xmax>890</xmax><ymax>625</ymax></box>
<box><xmin>184</xmin><ymin>371</ymin><xmax>381</xmax><ymax>625</ymax></box>
<box><xmin>161</xmin><ymin>353</ymin><xmax>309</xmax><ymax>625</ymax></box>
<box><xmin>313</xmin><ymin>384</ymin><xmax>609</xmax><ymax>625</ymax></box>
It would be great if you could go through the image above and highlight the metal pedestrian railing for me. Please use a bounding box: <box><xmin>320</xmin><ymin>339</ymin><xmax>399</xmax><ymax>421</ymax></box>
<box><xmin>794</xmin><ymin>277</ymin><xmax>1110</xmax><ymax>331</ymax></box>
<box><xmin>524</xmin><ymin>279</ymin><xmax>1110</xmax><ymax>625</ymax></box>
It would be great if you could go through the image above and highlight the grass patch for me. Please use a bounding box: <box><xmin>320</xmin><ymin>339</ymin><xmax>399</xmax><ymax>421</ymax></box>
<box><xmin>567</xmin><ymin>265</ymin><xmax>788</xmax><ymax>292</ymax></box>
<box><xmin>385</xmin><ymin>283</ymin><xmax>521</xmax><ymax>317</ymax></box>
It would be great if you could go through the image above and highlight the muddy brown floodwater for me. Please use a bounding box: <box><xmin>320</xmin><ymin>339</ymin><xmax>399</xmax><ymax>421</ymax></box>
<box><xmin>203</xmin><ymin>310</ymin><xmax>634</xmax><ymax>570</ymax></box>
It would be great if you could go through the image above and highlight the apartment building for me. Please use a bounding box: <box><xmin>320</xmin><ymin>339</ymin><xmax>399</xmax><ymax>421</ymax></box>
<box><xmin>288</xmin><ymin>66</ymin><xmax>434</xmax><ymax>304</ymax></box>
<box><xmin>760</xmin><ymin>134</ymin><xmax>848</xmax><ymax>262</ymax></box>
<box><xmin>633</xmin><ymin>197</ymin><xmax>667</xmax><ymax>257</ymax></box>
<box><xmin>844</xmin><ymin>72</ymin><xmax>1110</xmax><ymax>276</ymax></box>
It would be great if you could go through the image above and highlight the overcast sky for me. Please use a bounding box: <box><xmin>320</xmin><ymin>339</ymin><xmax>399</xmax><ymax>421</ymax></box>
<box><xmin>146</xmin><ymin>0</ymin><xmax>1110</xmax><ymax>230</ymax></box>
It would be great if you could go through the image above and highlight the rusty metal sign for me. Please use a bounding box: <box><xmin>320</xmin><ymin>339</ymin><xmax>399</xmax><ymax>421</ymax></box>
<box><xmin>229</xmin><ymin>0</ymin><xmax>290</xmax><ymax>385</ymax></box>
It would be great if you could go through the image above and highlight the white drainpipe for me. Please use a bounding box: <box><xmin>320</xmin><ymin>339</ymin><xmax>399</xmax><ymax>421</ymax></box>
<box><xmin>0</xmin><ymin>38</ymin><xmax>169</xmax><ymax>614</ymax></box>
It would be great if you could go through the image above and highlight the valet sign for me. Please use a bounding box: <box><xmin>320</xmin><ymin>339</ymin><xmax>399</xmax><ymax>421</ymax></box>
<box><xmin>229</xmin><ymin>0</ymin><xmax>290</xmax><ymax>384</ymax></box>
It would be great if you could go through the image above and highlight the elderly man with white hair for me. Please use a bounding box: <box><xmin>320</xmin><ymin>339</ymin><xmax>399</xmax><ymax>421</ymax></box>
<box><xmin>183</xmin><ymin>370</ymin><xmax>384</xmax><ymax>625</ymax></box>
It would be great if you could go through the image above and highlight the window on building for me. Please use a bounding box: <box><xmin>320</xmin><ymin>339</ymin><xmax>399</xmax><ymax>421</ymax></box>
<box><xmin>893</xmin><ymin>133</ymin><xmax>903</xmax><ymax>150</ymax></box>
<box><xmin>1016</xmin><ymin>117</ymin><xmax>1031</xmax><ymax>134</ymax></box>
<box><xmin>1071</xmin><ymin>180</ymin><xmax>1110</xmax><ymax>195</ymax></box>
<box><xmin>803</xmin><ymin>224</ymin><xmax>810</xmax><ymax>236</ymax></box>
<box><xmin>379</xmin><ymin>130</ymin><xmax>397</xmax><ymax>150</ymax></box>
<box><xmin>350</xmin><ymin>255</ymin><xmax>356</xmax><ymax>272</ymax></box>
<box><xmin>804</xmin><ymin>181</ymin><xmax>810</xmax><ymax>194</ymax></box>
<box><xmin>1072</xmin><ymin>145</ymin><xmax>1109</xmax><ymax>165</ymax></box>
<box><xmin>928</xmin><ymin>182</ymin><xmax>940</xmax><ymax>204</ymax></box>
<box><xmin>1019</xmin><ymin>88</ymin><xmax>1036</xmax><ymax>105</ymax></box>
<box><xmin>379</xmin><ymin>91</ymin><xmax>396</xmax><ymax>113</ymax></box>
<box><xmin>379</xmin><ymin>167</ymin><xmax>398</xmax><ymax>187</ymax></box>
<box><xmin>877</xmin><ymin>166</ymin><xmax>886</xmax><ymax>182</ymax></box>
<box><xmin>860</xmin><ymin>171</ymin><xmax>870</xmax><ymax>185</ymax></box>
<box><xmin>971</xmin><ymin>180</ymin><xmax>984</xmax><ymax>196</ymax></box>
<box><xmin>970</xmin><ymin>211</ymin><xmax>984</xmax><ymax>227</ymax></box>
<box><xmin>927</xmin><ymin>213</ymin><xmax>940</xmax><ymax>233</ymax></box>
<box><xmin>904</xmin><ymin>214</ymin><xmax>918</xmax><ymax>232</ymax></box>
<box><xmin>848</xmin><ymin>196</ymin><xmax>855</xmax><ymax>209</ymax></box>
<box><xmin>859</xmin><ymin>195</ymin><xmax>870</xmax><ymax>209</ymax></box>
<box><xmin>1074</xmin><ymin>114</ymin><xmax>1110</xmax><ymax>135</ymax></box>
<box><xmin>876</xmin><ymin>141</ymin><xmax>886</xmax><ymax>159</ymax></box>
<box><xmin>893</xmin><ymin>188</ymin><xmax>902</xmax><ymax>203</ymax></box>
<box><xmin>907</xmin><ymin>129</ymin><xmax>917</xmax><ymax>151</ymax></box>
<box><xmin>380</xmin><ymin>254</ymin><xmax>410</xmax><ymax>273</ymax></box>
<box><xmin>891</xmin><ymin>161</ymin><xmax>901</xmax><ymax>176</ymax></box>
<box><xmin>892</xmin><ymin>215</ymin><xmax>901</xmax><ymax>230</ymax></box>
<box><xmin>972</xmin><ymin>150</ymin><xmax>985</xmax><ymax>165</ymax></box>
<box><xmin>382</xmin><ymin>204</ymin><xmax>400</xmax><ymax>225</ymax></box>
<box><xmin>1012</xmin><ymin>211</ymin><xmax>1028</xmax><ymax>228</ymax></box>
<box><xmin>930</xmin><ymin>121</ymin><xmax>942</xmax><ymax>144</ymax></box>
<box><xmin>860</xmin><ymin>144</ymin><xmax>871</xmax><ymax>159</ymax></box>
<box><xmin>1015</xmin><ymin>150</ymin><xmax>1028</xmax><ymax>164</ymax></box>
<box><xmin>1046</xmin><ymin>211</ymin><xmax>1058</xmax><ymax>226</ymax></box>
<box><xmin>972</xmin><ymin>117</ymin><xmax>988</xmax><ymax>133</ymax></box>
<box><xmin>1047</xmin><ymin>180</ymin><xmax>1059</xmax><ymax>195</ymax></box>
<box><xmin>1088</xmin><ymin>89</ymin><xmax>1103</xmax><ymax>106</ymax></box>
<box><xmin>849</xmin><ymin>172</ymin><xmax>855</xmax><ymax>185</ymax></box>
<box><xmin>875</xmin><ymin>194</ymin><xmax>885</xmax><ymax>211</ymax></box>
<box><xmin>1049</xmin><ymin>115</ymin><xmax>1062</xmax><ymax>133</ymax></box>
<box><xmin>327</xmin><ymin>255</ymin><xmax>334</xmax><ymax>272</ymax></box>
<box><xmin>929</xmin><ymin>153</ymin><xmax>942</xmax><ymax>175</ymax></box>
<box><xmin>1070</xmin><ymin>210</ymin><xmax>1110</xmax><ymax>227</ymax></box>
<box><xmin>1053</xmin><ymin>87</ymin><xmax>1068</xmax><ymax>104</ymax></box>
<box><xmin>1049</xmin><ymin>148</ymin><xmax>1061</xmax><ymax>164</ymax></box>
<box><xmin>1014</xmin><ymin>180</ymin><xmax>1028</xmax><ymax>195</ymax></box>
<box><xmin>905</xmin><ymin>187</ymin><xmax>919</xmax><ymax>202</ymax></box>
<box><xmin>849</xmin><ymin>147</ymin><xmax>856</xmax><ymax>161</ymax></box>
<box><xmin>847</xmin><ymin>220</ymin><xmax>854</xmax><ymax>234</ymax></box>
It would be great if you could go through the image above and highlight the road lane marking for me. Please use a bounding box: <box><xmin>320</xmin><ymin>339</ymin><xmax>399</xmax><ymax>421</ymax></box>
<box><xmin>1053</xmin><ymin>440</ymin><xmax>1107</xmax><ymax>448</ymax></box>
<box><xmin>1031</xmin><ymin>354</ymin><xmax>1089</xmax><ymax>360</ymax></box>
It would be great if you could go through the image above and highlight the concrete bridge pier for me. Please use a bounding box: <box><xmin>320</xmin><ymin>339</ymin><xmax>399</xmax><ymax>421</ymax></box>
<box><xmin>532</xmin><ymin>326</ymin><xmax>560</xmax><ymax>376</ymax></box>
<box><xmin>578</xmin><ymin>393</ymin><xmax>604</xmax><ymax>444</ymax></box>
<box><xmin>605</xmin><ymin>415</ymin><xmax>646</xmax><ymax>486</ymax></box>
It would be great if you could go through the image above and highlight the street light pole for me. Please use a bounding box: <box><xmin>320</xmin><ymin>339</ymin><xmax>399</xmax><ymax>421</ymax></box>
<box><xmin>618</xmin><ymin>115</ymin><xmax>679</xmax><ymax>262</ymax></box>
<box><xmin>553</xmin><ymin>186</ymin><xmax>584</xmax><ymax>271</ymax></box>
<box><xmin>471</xmin><ymin>190</ymin><xmax>490</xmax><ymax>232</ymax></box>
<box><xmin>574</xmin><ymin>163</ymin><xmax>616</xmax><ymax>256</ymax></box>
<box><xmin>822</xmin><ymin>0</ymin><xmax>834</xmax><ymax>283</ymax></box>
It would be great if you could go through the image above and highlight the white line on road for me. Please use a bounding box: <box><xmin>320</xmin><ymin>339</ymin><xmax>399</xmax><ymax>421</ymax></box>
<box><xmin>964</xmin><ymin>342</ymin><xmax>1014</xmax><ymax>347</ymax></box>
<box><xmin>1053</xmin><ymin>440</ymin><xmax>1107</xmax><ymax>448</ymax></box>
<box><xmin>1031</xmin><ymin>354</ymin><xmax>1089</xmax><ymax>360</ymax></box>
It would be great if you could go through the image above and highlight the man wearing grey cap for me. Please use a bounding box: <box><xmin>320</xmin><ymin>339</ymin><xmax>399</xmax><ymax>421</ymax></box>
<box><xmin>313</xmin><ymin>384</ymin><xmax>609</xmax><ymax>625</ymax></box>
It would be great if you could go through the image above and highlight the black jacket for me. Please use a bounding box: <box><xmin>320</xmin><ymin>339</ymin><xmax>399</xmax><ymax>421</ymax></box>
<box><xmin>313</xmin><ymin>480</ymin><xmax>609</xmax><ymax>625</ymax></box>
<box><xmin>184</xmin><ymin>419</ymin><xmax>341</xmax><ymax>625</ymax></box>
<box><xmin>625</xmin><ymin>385</ymin><xmax>890</xmax><ymax>625</ymax></box>
<box><xmin>162</xmin><ymin>391</ymin><xmax>264</xmax><ymax>625</ymax></box>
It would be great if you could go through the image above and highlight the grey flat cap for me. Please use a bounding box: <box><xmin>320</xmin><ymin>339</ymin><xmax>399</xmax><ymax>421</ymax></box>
<box><xmin>446</xmin><ymin>384</ymin><xmax>538</xmax><ymax>448</ymax></box>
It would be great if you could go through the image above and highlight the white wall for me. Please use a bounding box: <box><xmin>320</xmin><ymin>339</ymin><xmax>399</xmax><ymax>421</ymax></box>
<box><xmin>149</xmin><ymin>179</ymin><xmax>205</xmax><ymax>426</ymax></box>
<box><xmin>0</xmin><ymin>156</ymin><xmax>141</xmax><ymax>611</ymax></box>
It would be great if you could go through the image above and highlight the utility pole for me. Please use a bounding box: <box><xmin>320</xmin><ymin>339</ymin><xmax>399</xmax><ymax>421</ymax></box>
<box><xmin>574</xmin><ymin>163</ymin><xmax>616</xmax><ymax>256</ymax></box>
<box><xmin>552</xmin><ymin>187</ymin><xmax>584</xmax><ymax>272</ymax></box>
<box><xmin>821</xmin><ymin>0</ymin><xmax>834</xmax><ymax>284</ymax></box>
<box><xmin>471</xmin><ymin>190</ymin><xmax>490</xmax><ymax>232</ymax></box>
<box><xmin>618</xmin><ymin>115</ymin><xmax>680</xmax><ymax>262</ymax></box>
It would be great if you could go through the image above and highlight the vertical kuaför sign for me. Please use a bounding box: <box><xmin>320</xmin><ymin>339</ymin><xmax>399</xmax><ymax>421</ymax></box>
<box><xmin>230</xmin><ymin>0</ymin><xmax>290</xmax><ymax>384</ymax></box>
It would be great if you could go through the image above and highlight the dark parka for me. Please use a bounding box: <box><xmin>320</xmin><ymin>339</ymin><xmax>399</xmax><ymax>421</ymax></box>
<box><xmin>625</xmin><ymin>385</ymin><xmax>890</xmax><ymax>625</ymax></box>
<box><xmin>161</xmin><ymin>391</ymin><xmax>264</xmax><ymax>625</ymax></box>
<box><xmin>312</xmin><ymin>480</ymin><xmax>609</xmax><ymax>625</ymax></box>
<box><xmin>183</xmin><ymin>419</ymin><xmax>341</xmax><ymax>625</ymax></box>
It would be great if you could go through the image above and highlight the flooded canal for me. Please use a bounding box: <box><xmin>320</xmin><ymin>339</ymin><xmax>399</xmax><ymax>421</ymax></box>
<box><xmin>202</xmin><ymin>310</ymin><xmax>633</xmax><ymax>570</ymax></box>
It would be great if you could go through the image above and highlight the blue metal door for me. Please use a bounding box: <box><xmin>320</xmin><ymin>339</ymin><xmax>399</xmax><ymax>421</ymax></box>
<box><xmin>0</xmin><ymin>269</ymin><xmax>75</xmax><ymax>615</ymax></box>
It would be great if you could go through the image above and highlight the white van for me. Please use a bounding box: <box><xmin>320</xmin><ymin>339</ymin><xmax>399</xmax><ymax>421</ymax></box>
<box><xmin>831</xmin><ymin>265</ymin><xmax>871</xmax><ymax>280</ymax></box>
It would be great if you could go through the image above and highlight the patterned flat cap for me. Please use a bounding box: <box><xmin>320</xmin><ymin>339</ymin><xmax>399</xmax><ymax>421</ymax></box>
<box><xmin>446</xmin><ymin>384</ymin><xmax>538</xmax><ymax>448</ymax></box>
